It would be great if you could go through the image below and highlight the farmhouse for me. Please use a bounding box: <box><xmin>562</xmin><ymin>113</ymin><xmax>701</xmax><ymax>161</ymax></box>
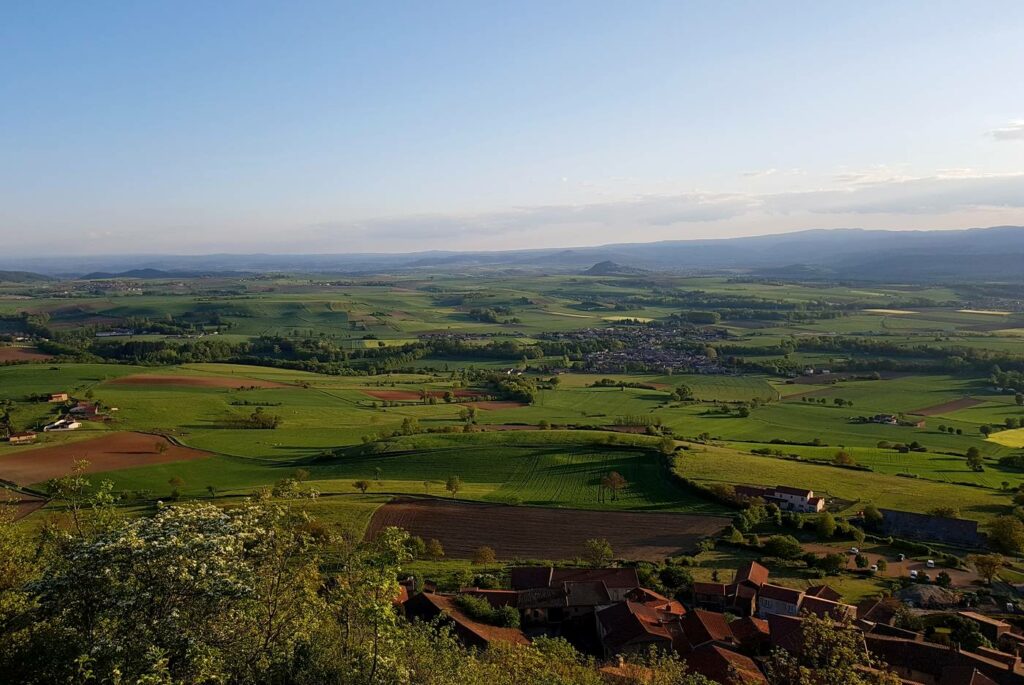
<box><xmin>596</xmin><ymin>601</ymin><xmax>683</xmax><ymax>657</ymax></box>
<box><xmin>510</xmin><ymin>567</ymin><xmax>640</xmax><ymax>602</ymax></box>
<box><xmin>735</xmin><ymin>484</ymin><xmax>826</xmax><ymax>513</ymax></box>
<box><xmin>692</xmin><ymin>561</ymin><xmax>770</xmax><ymax>617</ymax></box>
<box><xmin>757</xmin><ymin>584</ymin><xmax>804</xmax><ymax>618</ymax></box>
<box><xmin>47</xmin><ymin>392</ymin><xmax>69</xmax><ymax>403</ymax></box>
<box><xmin>7</xmin><ymin>431</ymin><xmax>37</xmax><ymax>445</ymax></box>
<box><xmin>42</xmin><ymin>417</ymin><xmax>81</xmax><ymax>432</ymax></box>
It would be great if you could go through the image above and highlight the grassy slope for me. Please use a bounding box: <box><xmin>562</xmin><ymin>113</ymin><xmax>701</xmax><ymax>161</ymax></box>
<box><xmin>676</xmin><ymin>445</ymin><xmax>1009</xmax><ymax>521</ymax></box>
<box><xmin>86</xmin><ymin>431</ymin><xmax>728</xmax><ymax>516</ymax></box>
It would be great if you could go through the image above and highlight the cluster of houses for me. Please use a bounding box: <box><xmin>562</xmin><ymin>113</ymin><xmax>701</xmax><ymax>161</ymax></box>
<box><xmin>537</xmin><ymin>326</ymin><xmax>727</xmax><ymax>375</ymax></box>
<box><xmin>42</xmin><ymin>393</ymin><xmax>107</xmax><ymax>432</ymax></box>
<box><xmin>859</xmin><ymin>413</ymin><xmax>928</xmax><ymax>429</ymax></box>
<box><xmin>400</xmin><ymin>562</ymin><xmax>1024</xmax><ymax>684</ymax></box>
<box><xmin>734</xmin><ymin>484</ymin><xmax>827</xmax><ymax>513</ymax></box>
<box><xmin>6</xmin><ymin>392</ymin><xmax>112</xmax><ymax>444</ymax></box>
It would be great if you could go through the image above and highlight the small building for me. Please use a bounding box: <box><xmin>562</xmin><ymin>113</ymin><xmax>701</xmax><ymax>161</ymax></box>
<box><xmin>960</xmin><ymin>611</ymin><xmax>1012</xmax><ymax>643</ymax></box>
<box><xmin>7</xmin><ymin>431</ymin><xmax>37</xmax><ymax>445</ymax></box>
<box><xmin>43</xmin><ymin>417</ymin><xmax>81</xmax><ymax>432</ymax></box>
<box><xmin>596</xmin><ymin>601</ymin><xmax>682</xmax><ymax>657</ymax></box>
<box><xmin>69</xmin><ymin>402</ymin><xmax>99</xmax><ymax>417</ymax></box>
<box><xmin>625</xmin><ymin>587</ymin><xmax>685</xmax><ymax>616</ymax></box>
<box><xmin>692</xmin><ymin>582</ymin><xmax>729</xmax><ymax>611</ymax></box>
<box><xmin>509</xmin><ymin>567</ymin><xmax>640</xmax><ymax>602</ymax></box>
<box><xmin>47</xmin><ymin>392</ymin><xmax>69</xmax><ymax>403</ymax></box>
<box><xmin>799</xmin><ymin>595</ymin><xmax>856</xmax><ymax>621</ymax></box>
<box><xmin>683</xmin><ymin>643</ymin><xmax>768</xmax><ymax>684</ymax></box>
<box><xmin>757</xmin><ymin>584</ymin><xmax>804</xmax><ymax>618</ymax></box>
<box><xmin>736</xmin><ymin>484</ymin><xmax>826</xmax><ymax>513</ymax></box>
<box><xmin>681</xmin><ymin>608</ymin><xmax>736</xmax><ymax>650</ymax></box>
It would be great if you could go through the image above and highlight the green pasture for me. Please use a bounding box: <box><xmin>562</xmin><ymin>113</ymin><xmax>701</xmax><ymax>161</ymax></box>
<box><xmin>89</xmin><ymin>431</ymin><xmax>726</xmax><ymax>516</ymax></box>
<box><xmin>676</xmin><ymin>445</ymin><xmax>1011</xmax><ymax>522</ymax></box>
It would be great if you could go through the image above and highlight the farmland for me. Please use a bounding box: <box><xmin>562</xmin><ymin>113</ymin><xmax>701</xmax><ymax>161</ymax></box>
<box><xmin>3</xmin><ymin>271</ymin><xmax>1024</xmax><ymax>571</ymax></box>
<box><xmin>365</xmin><ymin>498</ymin><xmax>730</xmax><ymax>561</ymax></box>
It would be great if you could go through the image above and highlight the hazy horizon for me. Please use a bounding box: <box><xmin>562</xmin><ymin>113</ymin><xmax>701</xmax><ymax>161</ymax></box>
<box><xmin>3</xmin><ymin>1</ymin><xmax>1024</xmax><ymax>256</ymax></box>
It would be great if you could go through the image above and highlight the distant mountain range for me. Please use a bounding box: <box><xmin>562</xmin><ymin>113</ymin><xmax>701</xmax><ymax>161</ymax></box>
<box><xmin>4</xmin><ymin>225</ymin><xmax>1024</xmax><ymax>282</ymax></box>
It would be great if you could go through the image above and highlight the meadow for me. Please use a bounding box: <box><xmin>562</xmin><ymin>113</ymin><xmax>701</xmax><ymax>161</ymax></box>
<box><xmin>4</xmin><ymin>272</ymin><xmax>1024</xmax><ymax>576</ymax></box>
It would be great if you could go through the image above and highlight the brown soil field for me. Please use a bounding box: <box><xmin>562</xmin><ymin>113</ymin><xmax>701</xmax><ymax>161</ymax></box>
<box><xmin>0</xmin><ymin>488</ymin><xmax>48</xmax><ymax>519</ymax></box>
<box><xmin>0</xmin><ymin>346</ymin><xmax>53</xmax><ymax>362</ymax></box>
<box><xmin>0</xmin><ymin>432</ymin><xmax>210</xmax><ymax>485</ymax></box>
<box><xmin>910</xmin><ymin>397</ymin><xmax>985</xmax><ymax>416</ymax></box>
<box><xmin>362</xmin><ymin>388</ymin><xmax>483</xmax><ymax>401</ymax></box>
<box><xmin>468</xmin><ymin>401</ymin><xmax>528</xmax><ymax>410</ymax></box>
<box><xmin>365</xmin><ymin>498</ymin><xmax>729</xmax><ymax>561</ymax></box>
<box><xmin>107</xmin><ymin>374</ymin><xmax>288</xmax><ymax>389</ymax></box>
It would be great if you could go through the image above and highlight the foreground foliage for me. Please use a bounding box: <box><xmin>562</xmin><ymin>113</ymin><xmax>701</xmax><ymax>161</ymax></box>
<box><xmin>0</xmin><ymin>484</ymin><xmax>713</xmax><ymax>685</ymax></box>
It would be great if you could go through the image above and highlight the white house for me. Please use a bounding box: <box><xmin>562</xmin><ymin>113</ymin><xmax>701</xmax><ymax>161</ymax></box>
<box><xmin>757</xmin><ymin>584</ymin><xmax>804</xmax><ymax>618</ymax></box>
<box><xmin>43</xmin><ymin>417</ymin><xmax>81</xmax><ymax>432</ymax></box>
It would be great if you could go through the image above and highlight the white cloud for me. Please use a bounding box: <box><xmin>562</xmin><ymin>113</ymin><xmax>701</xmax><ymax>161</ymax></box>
<box><xmin>298</xmin><ymin>171</ymin><xmax>1024</xmax><ymax>250</ymax></box>
<box><xmin>988</xmin><ymin>120</ymin><xmax>1024</xmax><ymax>141</ymax></box>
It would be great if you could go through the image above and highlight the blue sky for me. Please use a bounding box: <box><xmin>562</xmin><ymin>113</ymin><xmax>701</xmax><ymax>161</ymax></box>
<box><xmin>2</xmin><ymin>1</ymin><xmax>1023</xmax><ymax>255</ymax></box>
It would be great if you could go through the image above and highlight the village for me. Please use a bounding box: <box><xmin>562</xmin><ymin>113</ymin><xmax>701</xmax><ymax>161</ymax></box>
<box><xmin>538</xmin><ymin>325</ymin><xmax>728</xmax><ymax>374</ymax></box>
<box><xmin>397</xmin><ymin>557</ymin><xmax>1024</xmax><ymax>684</ymax></box>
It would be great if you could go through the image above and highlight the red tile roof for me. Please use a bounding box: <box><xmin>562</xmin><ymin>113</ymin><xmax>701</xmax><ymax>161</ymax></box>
<box><xmin>806</xmin><ymin>584</ymin><xmax>842</xmax><ymax>602</ymax></box>
<box><xmin>865</xmin><ymin>633</ymin><xmax>1024</xmax><ymax>685</ymax></box>
<box><xmin>800</xmin><ymin>595</ymin><xmax>856</xmax><ymax>621</ymax></box>
<box><xmin>959</xmin><ymin>611</ymin><xmax>1011</xmax><ymax>630</ymax></box>
<box><xmin>684</xmin><ymin>644</ymin><xmax>767</xmax><ymax>684</ymax></box>
<box><xmin>597</xmin><ymin>601</ymin><xmax>681</xmax><ymax>654</ymax></box>
<box><xmin>683</xmin><ymin>608</ymin><xmax>735</xmax><ymax>648</ymax></box>
<box><xmin>510</xmin><ymin>566</ymin><xmax>639</xmax><ymax>591</ymax></box>
<box><xmin>856</xmin><ymin>597</ymin><xmax>902</xmax><ymax>625</ymax></box>
<box><xmin>759</xmin><ymin>583</ymin><xmax>804</xmax><ymax>605</ymax></box>
<box><xmin>461</xmin><ymin>588</ymin><xmax>519</xmax><ymax>608</ymax></box>
<box><xmin>774</xmin><ymin>485</ymin><xmax>813</xmax><ymax>498</ymax></box>
<box><xmin>404</xmin><ymin>593</ymin><xmax>529</xmax><ymax>646</ymax></box>
<box><xmin>730</xmin><ymin>616</ymin><xmax>770</xmax><ymax>646</ymax></box>
<box><xmin>627</xmin><ymin>587</ymin><xmax>686</xmax><ymax>615</ymax></box>
<box><xmin>767</xmin><ymin>614</ymin><xmax>805</xmax><ymax>653</ymax></box>
<box><xmin>735</xmin><ymin>560</ymin><xmax>770</xmax><ymax>587</ymax></box>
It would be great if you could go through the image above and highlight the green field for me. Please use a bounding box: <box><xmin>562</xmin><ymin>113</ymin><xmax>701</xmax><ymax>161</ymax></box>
<box><xmin>5</xmin><ymin>272</ymin><xmax>1024</xmax><ymax>563</ymax></box>
<box><xmin>87</xmin><ymin>431</ymin><xmax>725</xmax><ymax>517</ymax></box>
<box><xmin>676</xmin><ymin>445</ymin><xmax>1010</xmax><ymax>521</ymax></box>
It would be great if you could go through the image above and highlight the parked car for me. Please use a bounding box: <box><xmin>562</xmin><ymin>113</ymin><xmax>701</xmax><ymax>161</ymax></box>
<box><xmin>897</xmin><ymin>554</ymin><xmax>906</xmax><ymax>562</ymax></box>
<box><xmin>926</xmin><ymin>559</ymin><xmax>935</xmax><ymax>568</ymax></box>
<box><xmin>849</xmin><ymin>547</ymin><xmax>860</xmax><ymax>555</ymax></box>
<box><xmin>909</xmin><ymin>570</ymin><xmax>919</xmax><ymax>579</ymax></box>
<box><xmin>870</xmin><ymin>564</ymin><xmax>878</xmax><ymax>572</ymax></box>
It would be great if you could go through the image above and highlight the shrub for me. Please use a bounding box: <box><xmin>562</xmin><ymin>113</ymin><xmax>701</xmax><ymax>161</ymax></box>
<box><xmin>764</xmin><ymin>534</ymin><xmax>803</xmax><ymax>560</ymax></box>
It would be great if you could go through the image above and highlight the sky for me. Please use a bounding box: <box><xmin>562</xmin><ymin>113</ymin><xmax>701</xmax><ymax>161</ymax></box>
<box><xmin>2</xmin><ymin>1</ymin><xmax>1024</xmax><ymax>256</ymax></box>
